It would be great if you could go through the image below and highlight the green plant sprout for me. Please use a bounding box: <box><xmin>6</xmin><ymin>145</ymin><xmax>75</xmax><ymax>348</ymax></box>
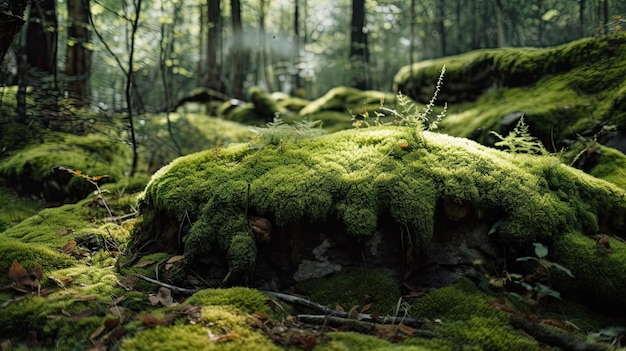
<box><xmin>490</xmin><ymin>116</ymin><xmax>548</xmax><ymax>155</ymax></box>
<box><xmin>250</xmin><ymin>114</ymin><xmax>325</xmax><ymax>150</ymax></box>
<box><xmin>352</xmin><ymin>66</ymin><xmax>447</xmax><ymax>134</ymax></box>
<box><xmin>508</xmin><ymin>242</ymin><xmax>574</xmax><ymax>308</ymax></box>
<box><xmin>56</xmin><ymin>166</ymin><xmax>113</xmax><ymax>219</ymax></box>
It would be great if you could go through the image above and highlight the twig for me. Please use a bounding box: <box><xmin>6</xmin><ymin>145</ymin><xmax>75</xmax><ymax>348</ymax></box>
<box><xmin>134</xmin><ymin>273</ymin><xmax>199</xmax><ymax>294</ymax></box>
<box><xmin>298</xmin><ymin>314</ymin><xmax>374</xmax><ymax>333</ymax></box>
<box><xmin>263</xmin><ymin>291</ymin><xmax>424</xmax><ymax>327</ymax></box>
<box><xmin>509</xmin><ymin>315</ymin><xmax>607</xmax><ymax>351</ymax></box>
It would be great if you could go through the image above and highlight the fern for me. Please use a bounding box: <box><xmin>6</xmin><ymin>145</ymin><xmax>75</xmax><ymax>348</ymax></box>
<box><xmin>251</xmin><ymin>115</ymin><xmax>325</xmax><ymax>148</ymax></box>
<box><xmin>379</xmin><ymin>65</ymin><xmax>447</xmax><ymax>132</ymax></box>
<box><xmin>490</xmin><ymin>116</ymin><xmax>547</xmax><ymax>155</ymax></box>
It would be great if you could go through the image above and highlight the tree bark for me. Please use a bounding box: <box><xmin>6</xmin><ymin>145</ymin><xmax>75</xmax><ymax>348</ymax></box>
<box><xmin>65</xmin><ymin>0</ymin><xmax>92</xmax><ymax>108</ymax></box>
<box><xmin>206</xmin><ymin>0</ymin><xmax>224</xmax><ymax>93</ymax></box>
<box><xmin>0</xmin><ymin>0</ymin><xmax>27</xmax><ymax>64</ymax></box>
<box><xmin>349</xmin><ymin>0</ymin><xmax>368</xmax><ymax>90</ymax></box>
<box><xmin>579</xmin><ymin>0</ymin><xmax>586</xmax><ymax>36</ymax></box>
<box><xmin>230</xmin><ymin>0</ymin><xmax>244</xmax><ymax>99</ymax></box>
<box><xmin>494</xmin><ymin>0</ymin><xmax>506</xmax><ymax>47</ymax></box>
<box><xmin>438</xmin><ymin>0</ymin><xmax>447</xmax><ymax>55</ymax></box>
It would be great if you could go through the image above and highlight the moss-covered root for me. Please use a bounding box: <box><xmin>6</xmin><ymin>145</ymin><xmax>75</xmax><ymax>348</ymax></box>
<box><xmin>249</xmin><ymin>86</ymin><xmax>282</xmax><ymax>123</ymax></box>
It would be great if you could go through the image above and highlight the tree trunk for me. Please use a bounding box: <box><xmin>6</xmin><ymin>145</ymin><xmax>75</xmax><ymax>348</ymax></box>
<box><xmin>26</xmin><ymin>0</ymin><xmax>58</xmax><ymax>126</ymax></box>
<box><xmin>438</xmin><ymin>0</ymin><xmax>446</xmax><ymax>56</ymax></box>
<box><xmin>0</xmin><ymin>0</ymin><xmax>27</xmax><ymax>64</ymax></box>
<box><xmin>231</xmin><ymin>0</ymin><xmax>244</xmax><ymax>99</ymax></box>
<box><xmin>65</xmin><ymin>0</ymin><xmax>91</xmax><ymax>108</ymax></box>
<box><xmin>349</xmin><ymin>0</ymin><xmax>368</xmax><ymax>90</ymax></box>
<box><xmin>579</xmin><ymin>0</ymin><xmax>586</xmax><ymax>36</ymax></box>
<box><xmin>207</xmin><ymin>0</ymin><xmax>224</xmax><ymax>93</ymax></box>
<box><xmin>602</xmin><ymin>0</ymin><xmax>609</xmax><ymax>34</ymax></box>
<box><xmin>293</xmin><ymin>0</ymin><xmax>301</xmax><ymax>93</ymax></box>
<box><xmin>494</xmin><ymin>0</ymin><xmax>506</xmax><ymax>47</ymax></box>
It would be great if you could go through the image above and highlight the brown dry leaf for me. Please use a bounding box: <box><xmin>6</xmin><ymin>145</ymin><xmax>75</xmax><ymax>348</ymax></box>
<box><xmin>111</xmin><ymin>295</ymin><xmax>127</xmax><ymax>305</ymax></box>
<box><xmin>157</xmin><ymin>287</ymin><xmax>174</xmax><ymax>307</ymax></box>
<box><xmin>31</xmin><ymin>263</ymin><xmax>43</xmax><ymax>281</ymax></box>
<box><xmin>56</xmin><ymin>227</ymin><xmax>72</xmax><ymax>236</ymax></box>
<box><xmin>117</xmin><ymin>274</ymin><xmax>135</xmax><ymax>291</ymax></box>
<box><xmin>166</xmin><ymin>255</ymin><xmax>185</xmax><ymax>264</ymax></box>
<box><xmin>335</xmin><ymin>304</ymin><xmax>344</xmax><ymax>312</ymax></box>
<box><xmin>74</xmin><ymin>295</ymin><xmax>98</xmax><ymax>302</ymax></box>
<box><xmin>1</xmin><ymin>340</ymin><xmax>12</xmax><ymax>351</ymax></box>
<box><xmin>138</xmin><ymin>313</ymin><xmax>162</xmax><ymax>328</ymax></box>
<box><xmin>397</xmin><ymin>324</ymin><xmax>416</xmax><ymax>336</ymax></box>
<box><xmin>208</xmin><ymin>328</ymin><xmax>238</xmax><ymax>343</ymax></box>
<box><xmin>108</xmin><ymin>305</ymin><xmax>127</xmax><ymax>317</ymax></box>
<box><xmin>89</xmin><ymin>325</ymin><xmax>106</xmax><ymax>342</ymax></box>
<box><xmin>360</xmin><ymin>303</ymin><xmax>372</xmax><ymax>313</ymax></box>
<box><xmin>60</xmin><ymin>240</ymin><xmax>77</xmax><ymax>254</ymax></box>
<box><xmin>134</xmin><ymin>260</ymin><xmax>157</xmax><ymax>268</ymax></box>
<box><xmin>9</xmin><ymin>260</ymin><xmax>32</xmax><ymax>288</ymax></box>
<box><xmin>148</xmin><ymin>295</ymin><xmax>160</xmax><ymax>306</ymax></box>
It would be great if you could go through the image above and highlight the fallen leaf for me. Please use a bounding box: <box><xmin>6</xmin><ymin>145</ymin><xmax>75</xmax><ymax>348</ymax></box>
<box><xmin>47</xmin><ymin>275</ymin><xmax>65</xmax><ymax>288</ymax></box>
<box><xmin>134</xmin><ymin>260</ymin><xmax>157</xmax><ymax>268</ymax></box>
<box><xmin>397</xmin><ymin>324</ymin><xmax>416</xmax><ymax>336</ymax></box>
<box><xmin>60</xmin><ymin>241</ymin><xmax>77</xmax><ymax>254</ymax></box>
<box><xmin>166</xmin><ymin>255</ymin><xmax>185</xmax><ymax>264</ymax></box>
<box><xmin>360</xmin><ymin>303</ymin><xmax>372</xmax><ymax>313</ymax></box>
<box><xmin>89</xmin><ymin>325</ymin><xmax>106</xmax><ymax>342</ymax></box>
<box><xmin>335</xmin><ymin>304</ymin><xmax>344</xmax><ymax>312</ymax></box>
<box><xmin>138</xmin><ymin>313</ymin><xmax>161</xmax><ymax>328</ymax></box>
<box><xmin>9</xmin><ymin>260</ymin><xmax>31</xmax><ymax>288</ymax></box>
<box><xmin>31</xmin><ymin>263</ymin><xmax>43</xmax><ymax>281</ymax></box>
<box><xmin>208</xmin><ymin>329</ymin><xmax>238</xmax><ymax>343</ymax></box>
<box><xmin>56</xmin><ymin>227</ymin><xmax>72</xmax><ymax>236</ymax></box>
<box><xmin>157</xmin><ymin>287</ymin><xmax>174</xmax><ymax>307</ymax></box>
<box><xmin>148</xmin><ymin>295</ymin><xmax>159</xmax><ymax>306</ymax></box>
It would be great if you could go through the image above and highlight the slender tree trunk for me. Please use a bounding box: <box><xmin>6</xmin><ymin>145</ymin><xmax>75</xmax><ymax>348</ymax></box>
<box><xmin>0</xmin><ymin>0</ymin><xmax>27</xmax><ymax>64</ymax></box>
<box><xmin>579</xmin><ymin>0</ymin><xmax>586</xmax><ymax>36</ymax></box>
<box><xmin>602</xmin><ymin>0</ymin><xmax>609</xmax><ymax>34</ymax></box>
<box><xmin>66</xmin><ymin>0</ymin><xmax>92</xmax><ymax>108</ymax></box>
<box><xmin>207</xmin><ymin>0</ymin><xmax>223</xmax><ymax>93</ymax></box>
<box><xmin>293</xmin><ymin>0</ymin><xmax>301</xmax><ymax>92</ymax></box>
<box><xmin>349</xmin><ymin>0</ymin><xmax>368</xmax><ymax>90</ymax></box>
<box><xmin>26</xmin><ymin>0</ymin><xmax>58</xmax><ymax>126</ymax></box>
<box><xmin>438</xmin><ymin>0</ymin><xmax>446</xmax><ymax>56</ymax></box>
<box><xmin>160</xmin><ymin>0</ymin><xmax>181</xmax><ymax>155</ymax></box>
<box><xmin>127</xmin><ymin>0</ymin><xmax>142</xmax><ymax>177</ymax></box>
<box><xmin>494</xmin><ymin>0</ymin><xmax>506</xmax><ymax>47</ymax></box>
<box><xmin>231</xmin><ymin>0</ymin><xmax>244</xmax><ymax>99</ymax></box>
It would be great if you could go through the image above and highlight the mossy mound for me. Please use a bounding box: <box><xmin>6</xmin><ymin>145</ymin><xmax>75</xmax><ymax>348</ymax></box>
<box><xmin>394</xmin><ymin>33</ymin><xmax>626</xmax><ymax>146</ymax></box>
<box><xmin>137</xmin><ymin>125</ymin><xmax>626</xmax><ymax>307</ymax></box>
<box><xmin>0</xmin><ymin>186</ymin><xmax>43</xmax><ymax>231</ymax></box>
<box><xmin>0</xmin><ymin>132</ymin><xmax>129</xmax><ymax>204</ymax></box>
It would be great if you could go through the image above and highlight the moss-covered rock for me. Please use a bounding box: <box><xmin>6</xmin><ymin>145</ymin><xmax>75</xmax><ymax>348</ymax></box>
<box><xmin>0</xmin><ymin>132</ymin><xmax>129</xmax><ymax>204</ymax></box>
<box><xmin>394</xmin><ymin>33</ymin><xmax>626</xmax><ymax>149</ymax></box>
<box><xmin>135</xmin><ymin>125</ymin><xmax>626</xmax><ymax>309</ymax></box>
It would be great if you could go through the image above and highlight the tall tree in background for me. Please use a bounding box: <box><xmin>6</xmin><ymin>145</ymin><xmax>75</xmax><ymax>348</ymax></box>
<box><xmin>349</xmin><ymin>0</ymin><xmax>368</xmax><ymax>90</ymax></box>
<box><xmin>231</xmin><ymin>0</ymin><xmax>244</xmax><ymax>99</ymax></box>
<box><xmin>293</xmin><ymin>0</ymin><xmax>301</xmax><ymax>93</ymax></box>
<box><xmin>207</xmin><ymin>0</ymin><xmax>224</xmax><ymax>93</ymax></box>
<box><xmin>494</xmin><ymin>0</ymin><xmax>506</xmax><ymax>47</ymax></box>
<box><xmin>65</xmin><ymin>0</ymin><xmax>92</xmax><ymax>108</ymax></box>
<box><xmin>437</xmin><ymin>0</ymin><xmax>447</xmax><ymax>55</ymax></box>
<box><xmin>0</xmin><ymin>0</ymin><xmax>27</xmax><ymax>63</ymax></box>
<box><xmin>25</xmin><ymin>0</ymin><xmax>58</xmax><ymax>125</ymax></box>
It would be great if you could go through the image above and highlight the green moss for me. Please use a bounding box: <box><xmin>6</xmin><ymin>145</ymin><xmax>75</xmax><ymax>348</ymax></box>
<box><xmin>589</xmin><ymin>145</ymin><xmax>626</xmax><ymax>189</ymax></box>
<box><xmin>249</xmin><ymin>86</ymin><xmax>283</xmax><ymax>121</ymax></box>
<box><xmin>0</xmin><ymin>186</ymin><xmax>44</xmax><ymax>231</ymax></box>
<box><xmin>121</xmin><ymin>305</ymin><xmax>281</xmax><ymax>351</ymax></box>
<box><xmin>140</xmin><ymin>126</ymin><xmax>626</xmax><ymax>285</ymax></box>
<box><xmin>395</xmin><ymin>33</ymin><xmax>626</xmax><ymax>145</ymax></box>
<box><xmin>0</xmin><ymin>237</ymin><xmax>74</xmax><ymax>286</ymax></box>
<box><xmin>553</xmin><ymin>231</ymin><xmax>626</xmax><ymax>313</ymax></box>
<box><xmin>296</xmin><ymin>268</ymin><xmax>401</xmax><ymax>314</ymax></box>
<box><xmin>184</xmin><ymin>287</ymin><xmax>271</xmax><ymax>315</ymax></box>
<box><xmin>410</xmin><ymin>279</ymin><xmax>539</xmax><ymax>350</ymax></box>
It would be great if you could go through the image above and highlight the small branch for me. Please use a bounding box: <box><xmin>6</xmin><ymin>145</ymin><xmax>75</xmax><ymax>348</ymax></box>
<box><xmin>509</xmin><ymin>315</ymin><xmax>608</xmax><ymax>351</ymax></box>
<box><xmin>298</xmin><ymin>314</ymin><xmax>374</xmax><ymax>333</ymax></box>
<box><xmin>134</xmin><ymin>274</ymin><xmax>200</xmax><ymax>294</ymax></box>
<box><xmin>263</xmin><ymin>291</ymin><xmax>424</xmax><ymax>327</ymax></box>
